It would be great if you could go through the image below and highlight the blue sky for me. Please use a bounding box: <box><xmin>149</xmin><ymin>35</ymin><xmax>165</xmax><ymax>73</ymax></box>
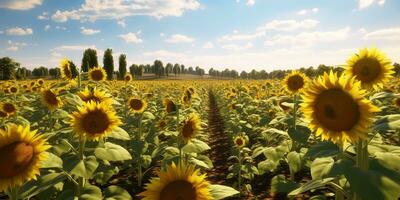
<box><xmin>0</xmin><ymin>0</ymin><xmax>399</xmax><ymax>72</ymax></box>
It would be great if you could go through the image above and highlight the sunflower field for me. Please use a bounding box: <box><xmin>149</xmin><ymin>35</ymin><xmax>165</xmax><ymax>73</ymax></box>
<box><xmin>0</xmin><ymin>47</ymin><xmax>400</xmax><ymax>200</ymax></box>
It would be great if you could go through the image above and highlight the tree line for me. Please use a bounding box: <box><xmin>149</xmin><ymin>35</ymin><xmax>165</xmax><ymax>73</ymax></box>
<box><xmin>1</xmin><ymin>49</ymin><xmax>400</xmax><ymax>80</ymax></box>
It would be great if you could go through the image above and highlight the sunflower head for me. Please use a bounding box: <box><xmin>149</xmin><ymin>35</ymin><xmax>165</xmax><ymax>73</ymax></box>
<box><xmin>70</xmin><ymin>101</ymin><xmax>122</xmax><ymax>141</ymax></box>
<box><xmin>124</xmin><ymin>74</ymin><xmax>132</xmax><ymax>82</ymax></box>
<box><xmin>3</xmin><ymin>87</ymin><xmax>10</xmax><ymax>94</ymax></box>
<box><xmin>60</xmin><ymin>58</ymin><xmax>73</xmax><ymax>80</ymax></box>
<box><xmin>128</xmin><ymin>98</ymin><xmax>147</xmax><ymax>113</ymax></box>
<box><xmin>41</xmin><ymin>88</ymin><xmax>63</xmax><ymax>110</ymax></box>
<box><xmin>9</xmin><ymin>86</ymin><xmax>19</xmax><ymax>94</ymax></box>
<box><xmin>234</xmin><ymin>135</ymin><xmax>246</xmax><ymax>148</ymax></box>
<box><xmin>140</xmin><ymin>162</ymin><xmax>212</xmax><ymax>200</ymax></box>
<box><xmin>0</xmin><ymin>124</ymin><xmax>50</xmax><ymax>192</ymax></box>
<box><xmin>283</xmin><ymin>71</ymin><xmax>308</xmax><ymax>93</ymax></box>
<box><xmin>163</xmin><ymin>98</ymin><xmax>177</xmax><ymax>113</ymax></box>
<box><xmin>78</xmin><ymin>87</ymin><xmax>111</xmax><ymax>104</ymax></box>
<box><xmin>89</xmin><ymin>67</ymin><xmax>107</xmax><ymax>81</ymax></box>
<box><xmin>345</xmin><ymin>48</ymin><xmax>394</xmax><ymax>90</ymax></box>
<box><xmin>2</xmin><ymin>103</ymin><xmax>17</xmax><ymax>115</ymax></box>
<box><xmin>180</xmin><ymin>113</ymin><xmax>201</xmax><ymax>143</ymax></box>
<box><xmin>37</xmin><ymin>79</ymin><xmax>45</xmax><ymax>86</ymax></box>
<box><xmin>301</xmin><ymin>71</ymin><xmax>380</xmax><ymax>144</ymax></box>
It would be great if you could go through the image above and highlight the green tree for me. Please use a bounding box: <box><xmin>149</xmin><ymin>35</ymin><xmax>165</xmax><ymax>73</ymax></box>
<box><xmin>103</xmin><ymin>48</ymin><xmax>114</xmax><ymax>80</ymax></box>
<box><xmin>118</xmin><ymin>54</ymin><xmax>127</xmax><ymax>79</ymax></box>
<box><xmin>154</xmin><ymin>60</ymin><xmax>163</xmax><ymax>77</ymax></box>
<box><xmin>81</xmin><ymin>48</ymin><xmax>98</xmax><ymax>72</ymax></box>
<box><xmin>49</xmin><ymin>68</ymin><xmax>61</xmax><ymax>78</ymax></box>
<box><xmin>69</xmin><ymin>60</ymin><xmax>79</xmax><ymax>78</ymax></box>
<box><xmin>165</xmin><ymin>63</ymin><xmax>173</xmax><ymax>76</ymax></box>
<box><xmin>0</xmin><ymin>57</ymin><xmax>19</xmax><ymax>80</ymax></box>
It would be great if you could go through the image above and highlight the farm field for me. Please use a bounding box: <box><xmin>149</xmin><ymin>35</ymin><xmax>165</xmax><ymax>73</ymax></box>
<box><xmin>1</xmin><ymin>48</ymin><xmax>400</xmax><ymax>200</ymax></box>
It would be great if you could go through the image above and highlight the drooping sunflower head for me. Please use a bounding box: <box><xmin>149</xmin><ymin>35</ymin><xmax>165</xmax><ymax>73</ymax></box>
<box><xmin>124</xmin><ymin>74</ymin><xmax>133</xmax><ymax>82</ymax></box>
<box><xmin>234</xmin><ymin>135</ymin><xmax>246</xmax><ymax>148</ymax></box>
<box><xmin>283</xmin><ymin>71</ymin><xmax>308</xmax><ymax>93</ymax></box>
<box><xmin>163</xmin><ymin>98</ymin><xmax>177</xmax><ymax>113</ymax></box>
<box><xmin>2</xmin><ymin>103</ymin><xmax>17</xmax><ymax>115</ymax></box>
<box><xmin>9</xmin><ymin>86</ymin><xmax>19</xmax><ymax>94</ymax></box>
<box><xmin>89</xmin><ymin>67</ymin><xmax>107</xmax><ymax>81</ymax></box>
<box><xmin>345</xmin><ymin>48</ymin><xmax>394</xmax><ymax>90</ymax></box>
<box><xmin>140</xmin><ymin>162</ymin><xmax>212</xmax><ymax>200</ymax></box>
<box><xmin>180</xmin><ymin>113</ymin><xmax>201</xmax><ymax>143</ymax></box>
<box><xmin>70</xmin><ymin>101</ymin><xmax>122</xmax><ymax>141</ymax></box>
<box><xmin>78</xmin><ymin>87</ymin><xmax>112</xmax><ymax>104</ymax></box>
<box><xmin>59</xmin><ymin>58</ymin><xmax>73</xmax><ymax>80</ymax></box>
<box><xmin>301</xmin><ymin>71</ymin><xmax>380</xmax><ymax>144</ymax></box>
<box><xmin>41</xmin><ymin>88</ymin><xmax>63</xmax><ymax>110</ymax></box>
<box><xmin>128</xmin><ymin>98</ymin><xmax>147</xmax><ymax>113</ymax></box>
<box><xmin>0</xmin><ymin>124</ymin><xmax>50</xmax><ymax>192</ymax></box>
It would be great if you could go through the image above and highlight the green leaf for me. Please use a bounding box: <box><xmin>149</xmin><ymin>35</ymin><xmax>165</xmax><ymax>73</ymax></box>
<box><xmin>271</xmin><ymin>175</ymin><xmax>299</xmax><ymax>193</ymax></box>
<box><xmin>209</xmin><ymin>184</ymin><xmax>239</xmax><ymax>200</ymax></box>
<box><xmin>107</xmin><ymin>127</ymin><xmax>131</xmax><ymax>140</ymax></box>
<box><xmin>258</xmin><ymin>159</ymin><xmax>279</xmax><ymax>174</ymax></box>
<box><xmin>374</xmin><ymin>114</ymin><xmax>400</xmax><ymax>131</ymax></box>
<box><xmin>288</xmin><ymin>126</ymin><xmax>311</xmax><ymax>144</ymax></box>
<box><xmin>311</xmin><ymin>157</ymin><xmax>334</xmax><ymax>180</ymax></box>
<box><xmin>19</xmin><ymin>173</ymin><xmax>66</xmax><ymax>199</ymax></box>
<box><xmin>104</xmin><ymin>186</ymin><xmax>132</xmax><ymax>200</ymax></box>
<box><xmin>142</xmin><ymin>111</ymin><xmax>155</xmax><ymax>120</ymax></box>
<box><xmin>52</xmin><ymin>109</ymin><xmax>69</xmax><ymax>119</ymax></box>
<box><xmin>288</xmin><ymin>178</ymin><xmax>335</xmax><ymax>196</ymax></box>
<box><xmin>41</xmin><ymin>152</ymin><xmax>63</xmax><ymax>168</ymax></box>
<box><xmin>287</xmin><ymin>151</ymin><xmax>302</xmax><ymax>174</ymax></box>
<box><xmin>80</xmin><ymin>184</ymin><xmax>103</xmax><ymax>200</ymax></box>
<box><xmin>95</xmin><ymin>142</ymin><xmax>132</xmax><ymax>161</ymax></box>
<box><xmin>182</xmin><ymin>139</ymin><xmax>210</xmax><ymax>153</ymax></box>
<box><xmin>64</xmin><ymin>155</ymin><xmax>99</xmax><ymax>179</ymax></box>
<box><xmin>189</xmin><ymin>157</ymin><xmax>211</xmax><ymax>169</ymax></box>
<box><xmin>304</xmin><ymin>141</ymin><xmax>339</xmax><ymax>159</ymax></box>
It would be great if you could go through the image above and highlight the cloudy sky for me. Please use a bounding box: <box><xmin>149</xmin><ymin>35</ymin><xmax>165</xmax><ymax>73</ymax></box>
<box><xmin>0</xmin><ymin>0</ymin><xmax>399</xmax><ymax>72</ymax></box>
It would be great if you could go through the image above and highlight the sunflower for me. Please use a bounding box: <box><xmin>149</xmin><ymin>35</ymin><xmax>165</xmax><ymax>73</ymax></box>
<box><xmin>163</xmin><ymin>98</ymin><xmax>177</xmax><ymax>113</ymax></box>
<box><xmin>37</xmin><ymin>79</ymin><xmax>45</xmax><ymax>86</ymax></box>
<box><xmin>140</xmin><ymin>162</ymin><xmax>212</xmax><ymax>200</ymax></box>
<box><xmin>78</xmin><ymin>87</ymin><xmax>112</xmax><ymax>104</ymax></box>
<box><xmin>3</xmin><ymin>87</ymin><xmax>10</xmax><ymax>94</ymax></box>
<box><xmin>180</xmin><ymin>113</ymin><xmax>201</xmax><ymax>143</ymax></box>
<box><xmin>59</xmin><ymin>58</ymin><xmax>73</xmax><ymax>80</ymax></box>
<box><xmin>2</xmin><ymin>103</ymin><xmax>17</xmax><ymax>115</ymax></box>
<box><xmin>124</xmin><ymin>74</ymin><xmax>132</xmax><ymax>82</ymax></box>
<box><xmin>9</xmin><ymin>86</ymin><xmax>18</xmax><ymax>94</ymax></box>
<box><xmin>70</xmin><ymin>101</ymin><xmax>122</xmax><ymax>141</ymax></box>
<box><xmin>301</xmin><ymin>71</ymin><xmax>380</xmax><ymax>144</ymax></box>
<box><xmin>234</xmin><ymin>136</ymin><xmax>246</xmax><ymax>148</ymax></box>
<box><xmin>41</xmin><ymin>89</ymin><xmax>63</xmax><ymax>110</ymax></box>
<box><xmin>283</xmin><ymin>71</ymin><xmax>308</xmax><ymax>93</ymax></box>
<box><xmin>345</xmin><ymin>48</ymin><xmax>394</xmax><ymax>90</ymax></box>
<box><xmin>89</xmin><ymin>67</ymin><xmax>107</xmax><ymax>81</ymax></box>
<box><xmin>128</xmin><ymin>98</ymin><xmax>147</xmax><ymax>113</ymax></box>
<box><xmin>0</xmin><ymin>124</ymin><xmax>50</xmax><ymax>192</ymax></box>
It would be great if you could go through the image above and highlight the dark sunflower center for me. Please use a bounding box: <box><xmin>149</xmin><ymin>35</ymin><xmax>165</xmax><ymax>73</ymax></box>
<box><xmin>352</xmin><ymin>58</ymin><xmax>382</xmax><ymax>83</ymax></box>
<box><xmin>0</xmin><ymin>142</ymin><xmax>34</xmax><ymax>178</ymax></box>
<box><xmin>124</xmin><ymin>76</ymin><xmax>131</xmax><ymax>81</ymax></box>
<box><xmin>166</xmin><ymin>101</ymin><xmax>177</xmax><ymax>113</ymax></box>
<box><xmin>10</xmin><ymin>87</ymin><xmax>18</xmax><ymax>93</ymax></box>
<box><xmin>314</xmin><ymin>88</ymin><xmax>360</xmax><ymax>132</ymax></box>
<box><xmin>3</xmin><ymin>103</ymin><xmax>16</xmax><ymax>113</ymax></box>
<box><xmin>129</xmin><ymin>99</ymin><xmax>143</xmax><ymax>110</ymax></box>
<box><xmin>236</xmin><ymin>138</ymin><xmax>243</xmax><ymax>146</ymax></box>
<box><xmin>287</xmin><ymin>75</ymin><xmax>304</xmax><ymax>91</ymax></box>
<box><xmin>44</xmin><ymin>90</ymin><xmax>59</xmax><ymax>106</ymax></box>
<box><xmin>82</xmin><ymin>109</ymin><xmax>110</xmax><ymax>135</ymax></box>
<box><xmin>38</xmin><ymin>80</ymin><xmax>44</xmax><ymax>85</ymax></box>
<box><xmin>182</xmin><ymin>121</ymin><xmax>195</xmax><ymax>138</ymax></box>
<box><xmin>91</xmin><ymin>70</ymin><xmax>104</xmax><ymax>81</ymax></box>
<box><xmin>160</xmin><ymin>180</ymin><xmax>196</xmax><ymax>200</ymax></box>
<box><xmin>395</xmin><ymin>98</ymin><xmax>400</xmax><ymax>107</ymax></box>
<box><xmin>63</xmin><ymin>66</ymin><xmax>72</xmax><ymax>78</ymax></box>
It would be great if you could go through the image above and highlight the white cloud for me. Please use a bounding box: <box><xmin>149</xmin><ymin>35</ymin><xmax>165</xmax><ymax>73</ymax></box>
<box><xmin>6</xmin><ymin>46</ymin><xmax>18</xmax><ymax>51</ymax></box>
<box><xmin>203</xmin><ymin>42</ymin><xmax>214</xmax><ymax>49</ymax></box>
<box><xmin>246</xmin><ymin>0</ymin><xmax>255</xmax><ymax>6</ymax></box>
<box><xmin>117</xmin><ymin>19</ymin><xmax>126</xmax><ymax>28</ymax></box>
<box><xmin>51</xmin><ymin>0</ymin><xmax>200</xmax><ymax>23</ymax></box>
<box><xmin>165</xmin><ymin>34</ymin><xmax>194</xmax><ymax>43</ymax></box>
<box><xmin>55</xmin><ymin>26</ymin><xmax>67</xmax><ymax>31</ymax></box>
<box><xmin>5</xmin><ymin>27</ymin><xmax>33</xmax><ymax>36</ymax></box>
<box><xmin>358</xmin><ymin>0</ymin><xmax>385</xmax><ymax>9</ymax></box>
<box><xmin>142</xmin><ymin>50</ymin><xmax>185</xmax><ymax>58</ymax></box>
<box><xmin>297</xmin><ymin>8</ymin><xmax>319</xmax><ymax>15</ymax></box>
<box><xmin>219</xmin><ymin>31</ymin><xmax>265</xmax><ymax>42</ymax></box>
<box><xmin>53</xmin><ymin>45</ymin><xmax>96</xmax><ymax>51</ymax></box>
<box><xmin>37</xmin><ymin>12</ymin><xmax>48</xmax><ymax>20</ymax></box>
<box><xmin>264</xmin><ymin>27</ymin><xmax>351</xmax><ymax>47</ymax></box>
<box><xmin>8</xmin><ymin>40</ymin><xmax>27</xmax><ymax>46</ymax></box>
<box><xmin>257</xmin><ymin>19</ymin><xmax>319</xmax><ymax>31</ymax></box>
<box><xmin>119</xmin><ymin>32</ymin><xmax>143</xmax><ymax>44</ymax></box>
<box><xmin>81</xmin><ymin>27</ymin><xmax>101</xmax><ymax>35</ymax></box>
<box><xmin>0</xmin><ymin>0</ymin><xmax>42</xmax><ymax>10</ymax></box>
<box><xmin>222</xmin><ymin>42</ymin><xmax>253</xmax><ymax>51</ymax></box>
<box><xmin>364</xmin><ymin>27</ymin><xmax>400</xmax><ymax>40</ymax></box>
<box><xmin>44</xmin><ymin>25</ymin><xmax>51</xmax><ymax>31</ymax></box>
<box><xmin>160</xmin><ymin>33</ymin><xmax>165</xmax><ymax>37</ymax></box>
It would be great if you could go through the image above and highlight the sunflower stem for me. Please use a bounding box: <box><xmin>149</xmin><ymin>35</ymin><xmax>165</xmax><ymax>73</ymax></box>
<box><xmin>77</xmin><ymin>135</ymin><xmax>86</xmax><ymax>197</ymax></box>
<box><xmin>238</xmin><ymin>149</ymin><xmax>242</xmax><ymax>196</ymax></box>
<box><xmin>7</xmin><ymin>186</ymin><xmax>19</xmax><ymax>200</ymax></box>
<box><xmin>137</xmin><ymin>112</ymin><xmax>144</xmax><ymax>186</ymax></box>
<box><xmin>354</xmin><ymin>139</ymin><xmax>368</xmax><ymax>200</ymax></box>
